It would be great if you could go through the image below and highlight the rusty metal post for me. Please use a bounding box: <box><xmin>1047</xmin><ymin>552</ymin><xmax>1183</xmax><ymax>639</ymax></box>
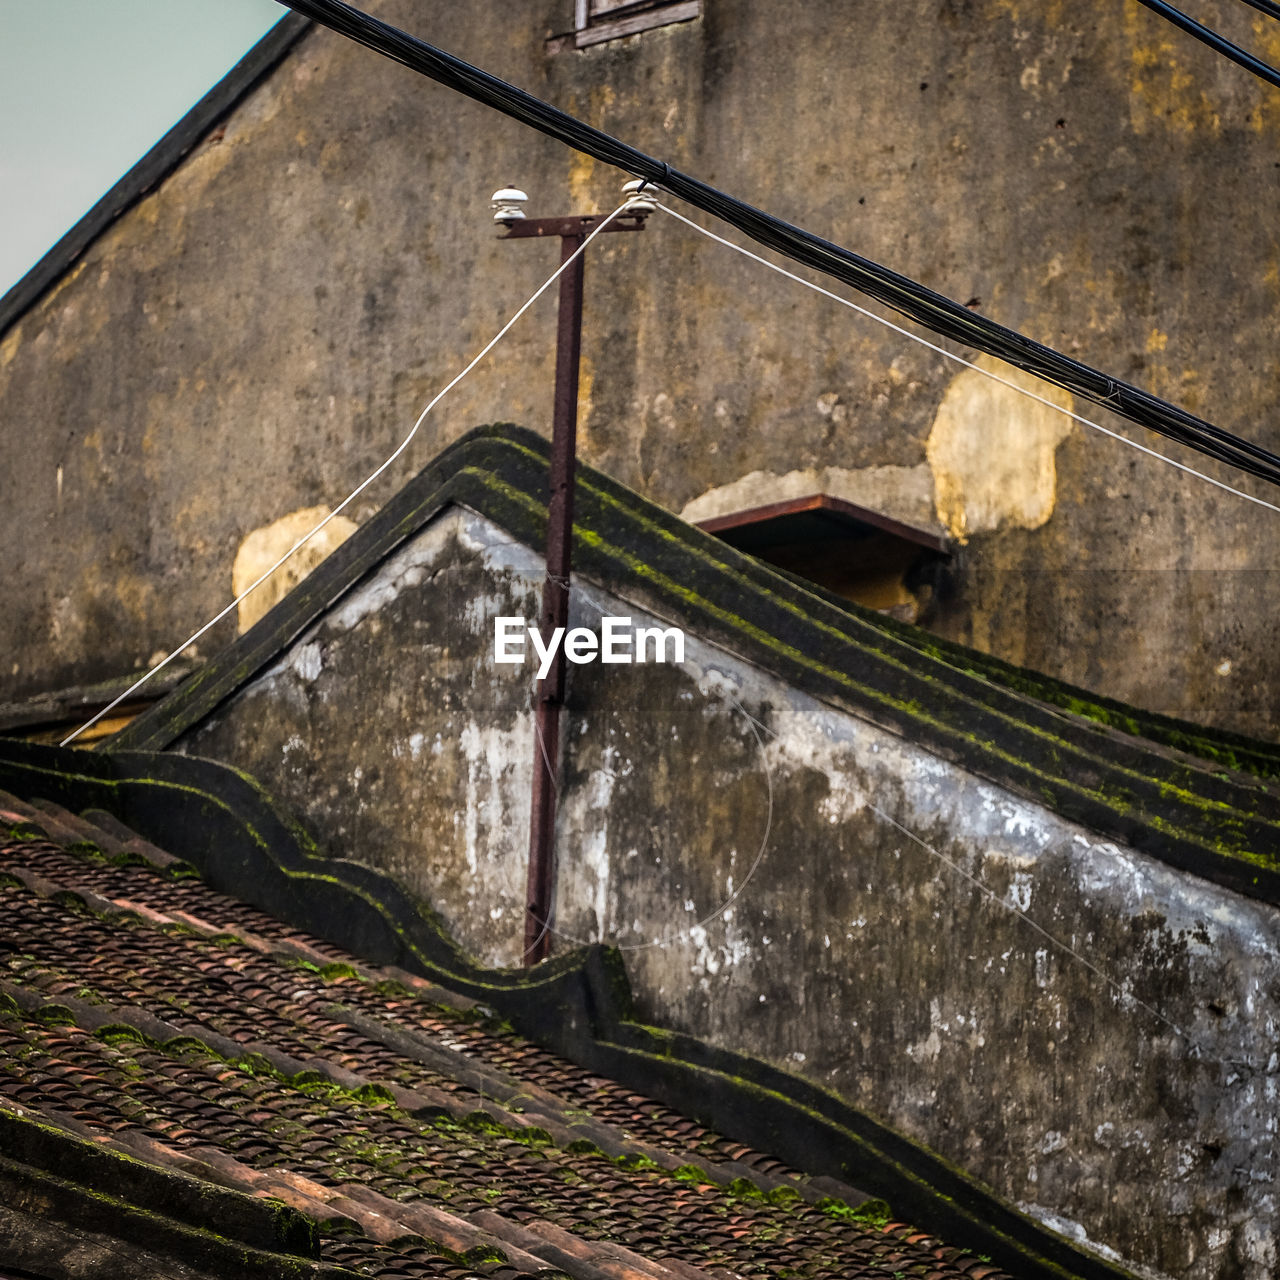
<box><xmin>498</xmin><ymin>205</ymin><xmax>645</xmax><ymax>965</ymax></box>
<box><xmin>523</xmin><ymin>232</ymin><xmax>585</xmax><ymax>964</ymax></box>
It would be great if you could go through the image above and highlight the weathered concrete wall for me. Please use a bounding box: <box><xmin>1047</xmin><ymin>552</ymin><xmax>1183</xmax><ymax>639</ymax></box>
<box><xmin>179</xmin><ymin>506</ymin><xmax>1280</xmax><ymax>1280</ymax></box>
<box><xmin>3</xmin><ymin>1</ymin><xmax>1280</xmax><ymax>736</ymax></box>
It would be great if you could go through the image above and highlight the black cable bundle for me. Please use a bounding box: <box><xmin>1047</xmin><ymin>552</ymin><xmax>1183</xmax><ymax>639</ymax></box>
<box><xmin>1239</xmin><ymin>0</ymin><xmax>1280</xmax><ymax>22</ymax></box>
<box><xmin>1134</xmin><ymin>0</ymin><xmax>1280</xmax><ymax>90</ymax></box>
<box><xmin>279</xmin><ymin>0</ymin><xmax>1280</xmax><ymax>494</ymax></box>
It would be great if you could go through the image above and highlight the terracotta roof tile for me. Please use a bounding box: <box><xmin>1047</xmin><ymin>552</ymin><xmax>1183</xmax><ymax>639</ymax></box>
<box><xmin>1</xmin><ymin>824</ymin><xmax>1012</xmax><ymax>1280</ymax></box>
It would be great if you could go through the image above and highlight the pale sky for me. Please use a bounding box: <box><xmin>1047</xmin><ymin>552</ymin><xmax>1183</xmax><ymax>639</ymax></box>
<box><xmin>0</xmin><ymin>0</ymin><xmax>285</xmax><ymax>297</ymax></box>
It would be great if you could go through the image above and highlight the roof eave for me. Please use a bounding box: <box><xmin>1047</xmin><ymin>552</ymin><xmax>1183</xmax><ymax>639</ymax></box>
<box><xmin>0</xmin><ymin>12</ymin><xmax>313</xmax><ymax>343</ymax></box>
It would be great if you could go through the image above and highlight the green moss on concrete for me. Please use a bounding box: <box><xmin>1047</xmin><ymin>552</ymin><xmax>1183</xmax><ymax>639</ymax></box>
<box><xmin>33</xmin><ymin>1003</ymin><xmax>76</xmax><ymax>1026</ymax></box>
<box><xmin>455</xmin><ymin>1111</ymin><xmax>553</xmax><ymax>1147</ymax></box>
<box><xmin>319</xmin><ymin>962</ymin><xmax>362</xmax><ymax>983</ymax></box>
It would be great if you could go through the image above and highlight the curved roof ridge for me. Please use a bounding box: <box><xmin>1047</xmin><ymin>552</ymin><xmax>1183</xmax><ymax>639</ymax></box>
<box><xmin>0</xmin><ymin>736</ymin><xmax>1140</xmax><ymax>1280</ymax></box>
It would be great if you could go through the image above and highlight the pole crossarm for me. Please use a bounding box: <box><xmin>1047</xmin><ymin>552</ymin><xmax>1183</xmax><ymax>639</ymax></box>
<box><xmin>501</xmin><ymin>213</ymin><xmax>648</xmax><ymax>240</ymax></box>
<box><xmin>278</xmin><ymin>0</ymin><xmax>1280</xmax><ymax>493</ymax></box>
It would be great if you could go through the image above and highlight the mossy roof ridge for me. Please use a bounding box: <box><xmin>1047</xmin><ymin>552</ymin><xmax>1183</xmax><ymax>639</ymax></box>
<box><xmin>501</xmin><ymin>454</ymin><xmax>1280</xmax><ymax>895</ymax></box>
<box><xmin>767</xmin><ymin>559</ymin><xmax>1280</xmax><ymax>784</ymax></box>
<box><xmin>0</xmin><ymin>814</ymin><xmax>1080</xmax><ymax>1280</ymax></box>
<box><xmin>550</xmin><ymin>447</ymin><xmax>1280</xmax><ymax>819</ymax></box>
<box><xmin>101</xmin><ymin>423</ymin><xmax>1278</xmax><ymax>902</ymax></box>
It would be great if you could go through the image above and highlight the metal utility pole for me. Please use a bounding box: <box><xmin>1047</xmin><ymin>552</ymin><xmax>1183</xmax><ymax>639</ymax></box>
<box><xmin>492</xmin><ymin>185</ymin><xmax>649</xmax><ymax>964</ymax></box>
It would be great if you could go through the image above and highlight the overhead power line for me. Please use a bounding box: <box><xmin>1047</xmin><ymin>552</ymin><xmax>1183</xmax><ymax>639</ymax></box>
<box><xmin>651</xmin><ymin>199</ymin><xmax>1280</xmax><ymax>518</ymax></box>
<box><xmin>277</xmin><ymin>0</ymin><xmax>1280</xmax><ymax>494</ymax></box>
<box><xmin>1134</xmin><ymin>0</ymin><xmax>1280</xmax><ymax>90</ymax></box>
<box><xmin>1238</xmin><ymin>0</ymin><xmax>1280</xmax><ymax>22</ymax></box>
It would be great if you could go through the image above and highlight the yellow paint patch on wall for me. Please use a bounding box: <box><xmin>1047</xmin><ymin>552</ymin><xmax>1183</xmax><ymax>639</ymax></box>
<box><xmin>567</xmin><ymin>150</ymin><xmax>598</xmax><ymax>214</ymax></box>
<box><xmin>577</xmin><ymin>353</ymin><xmax>596</xmax><ymax>431</ymax></box>
<box><xmin>1265</xmin><ymin>254</ymin><xmax>1280</xmax><ymax>294</ymax></box>
<box><xmin>988</xmin><ymin>0</ymin><xmax>1068</xmax><ymax>35</ymax></box>
<box><xmin>591</xmin><ymin>84</ymin><xmax>617</xmax><ymax>118</ymax></box>
<box><xmin>565</xmin><ymin>86</ymin><xmax>618</xmax><ymax>212</ymax></box>
<box><xmin>1123</xmin><ymin>6</ymin><xmax>1222</xmax><ymax>137</ymax></box>
<box><xmin>113</xmin><ymin>135</ymin><xmax>236</xmax><ymax>262</ymax></box>
<box><xmin>926</xmin><ymin>354</ymin><xmax>1073</xmax><ymax>542</ymax></box>
<box><xmin>232</xmin><ymin>506</ymin><xmax>358</xmax><ymax>633</ymax></box>
<box><xmin>34</xmin><ymin>261</ymin><xmax>88</xmax><ymax>317</ymax></box>
<box><xmin>0</xmin><ymin>325</ymin><xmax>21</xmax><ymax>374</ymax></box>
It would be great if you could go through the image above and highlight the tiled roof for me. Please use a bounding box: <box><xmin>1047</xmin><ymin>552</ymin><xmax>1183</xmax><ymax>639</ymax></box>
<box><xmin>1</xmin><ymin>798</ymin><xmax>1012</xmax><ymax>1280</ymax></box>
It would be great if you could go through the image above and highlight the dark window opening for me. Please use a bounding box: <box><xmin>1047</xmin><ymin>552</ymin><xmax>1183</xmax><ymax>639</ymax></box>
<box><xmin>697</xmin><ymin>494</ymin><xmax>952</xmax><ymax>623</ymax></box>
<box><xmin>574</xmin><ymin>0</ymin><xmax>701</xmax><ymax>47</ymax></box>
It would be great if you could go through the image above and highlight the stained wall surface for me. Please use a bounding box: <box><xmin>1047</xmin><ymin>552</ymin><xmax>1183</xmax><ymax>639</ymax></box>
<box><xmin>177</xmin><ymin>506</ymin><xmax>1280</xmax><ymax>1280</ymax></box>
<box><xmin>3</xmin><ymin>0</ymin><xmax>1279</xmax><ymax>734</ymax></box>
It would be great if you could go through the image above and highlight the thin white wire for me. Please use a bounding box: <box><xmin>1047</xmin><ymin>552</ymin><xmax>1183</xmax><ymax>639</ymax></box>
<box><xmin>67</xmin><ymin>193</ymin><xmax>1275</xmax><ymax>748</ymax></box>
<box><xmin>61</xmin><ymin>199</ymin><xmax>645</xmax><ymax>747</ymax></box>
<box><xmin>869</xmin><ymin>802</ymin><xmax>1200</xmax><ymax>1048</ymax></box>
<box><xmin>639</xmin><ymin>189</ymin><xmax>1260</xmax><ymax>1057</ymax></box>
<box><xmin>724</xmin><ymin>699</ymin><xmax>1233</xmax><ymax>1063</ymax></box>
<box><xmin>650</xmin><ymin>199</ymin><xmax>1280</xmax><ymax>519</ymax></box>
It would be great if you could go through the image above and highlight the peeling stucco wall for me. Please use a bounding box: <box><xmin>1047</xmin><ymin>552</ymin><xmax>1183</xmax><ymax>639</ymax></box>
<box><xmin>2</xmin><ymin>0</ymin><xmax>1279</xmax><ymax>737</ymax></box>
<box><xmin>185</xmin><ymin>512</ymin><xmax>543</xmax><ymax>955</ymax></box>
<box><xmin>232</xmin><ymin>505</ymin><xmax>358</xmax><ymax>632</ymax></box>
<box><xmin>178</xmin><ymin>506</ymin><xmax>1280</xmax><ymax>1280</ymax></box>
<box><xmin>925</xmin><ymin>355</ymin><xmax>1074</xmax><ymax>542</ymax></box>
